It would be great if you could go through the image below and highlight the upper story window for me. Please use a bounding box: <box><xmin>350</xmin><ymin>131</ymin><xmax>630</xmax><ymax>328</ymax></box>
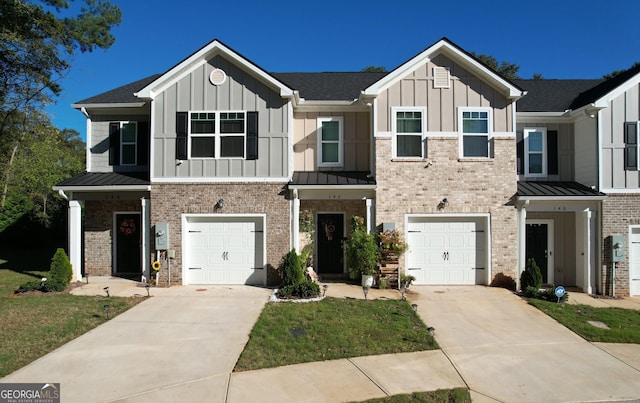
<box><xmin>393</xmin><ymin>107</ymin><xmax>426</xmax><ymax>158</ymax></box>
<box><xmin>176</xmin><ymin>111</ymin><xmax>258</xmax><ymax>160</ymax></box>
<box><xmin>459</xmin><ymin>107</ymin><xmax>491</xmax><ymax>158</ymax></box>
<box><xmin>109</xmin><ymin>121</ymin><xmax>148</xmax><ymax>167</ymax></box>
<box><xmin>317</xmin><ymin>117</ymin><xmax>343</xmax><ymax>167</ymax></box>
<box><xmin>625</xmin><ymin>121</ymin><xmax>639</xmax><ymax>170</ymax></box>
<box><xmin>524</xmin><ymin>127</ymin><xmax>547</xmax><ymax>177</ymax></box>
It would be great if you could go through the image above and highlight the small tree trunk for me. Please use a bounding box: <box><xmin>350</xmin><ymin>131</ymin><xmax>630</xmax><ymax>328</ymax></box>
<box><xmin>1</xmin><ymin>139</ymin><xmax>21</xmax><ymax>208</ymax></box>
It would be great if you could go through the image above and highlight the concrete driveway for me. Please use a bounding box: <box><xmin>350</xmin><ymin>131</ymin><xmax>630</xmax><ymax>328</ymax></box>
<box><xmin>1</xmin><ymin>285</ymin><xmax>270</xmax><ymax>402</ymax></box>
<box><xmin>409</xmin><ymin>286</ymin><xmax>640</xmax><ymax>402</ymax></box>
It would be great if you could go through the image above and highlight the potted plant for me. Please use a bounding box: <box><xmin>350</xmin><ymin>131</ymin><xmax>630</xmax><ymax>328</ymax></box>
<box><xmin>400</xmin><ymin>273</ymin><xmax>416</xmax><ymax>289</ymax></box>
<box><xmin>378</xmin><ymin>228</ymin><xmax>408</xmax><ymax>261</ymax></box>
<box><xmin>345</xmin><ymin>216</ymin><xmax>380</xmax><ymax>287</ymax></box>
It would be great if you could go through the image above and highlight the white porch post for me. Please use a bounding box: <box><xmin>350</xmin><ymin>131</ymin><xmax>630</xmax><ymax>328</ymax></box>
<box><xmin>68</xmin><ymin>200</ymin><xmax>82</xmax><ymax>282</ymax></box>
<box><xmin>583</xmin><ymin>209</ymin><xmax>594</xmax><ymax>294</ymax></box>
<box><xmin>141</xmin><ymin>197</ymin><xmax>150</xmax><ymax>282</ymax></box>
<box><xmin>292</xmin><ymin>190</ymin><xmax>300</xmax><ymax>252</ymax></box>
<box><xmin>366</xmin><ymin>198</ymin><xmax>375</xmax><ymax>233</ymax></box>
<box><xmin>516</xmin><ymin>201</ymin><xmax>528</xmax><ymax>291</ymax></box>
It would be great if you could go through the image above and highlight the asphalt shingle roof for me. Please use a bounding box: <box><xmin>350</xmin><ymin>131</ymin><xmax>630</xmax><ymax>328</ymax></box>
<box><xmin>514</xmin><ymin>79</ymin><xmax>603</xmax><ymax>112</ymax></box>
<box><xmin>74</xmin><ymin>74</ymin><xmax>161</xmax><ymax>105</ymax></box>
<box><xmin>272</xmin><ymin>72</ymin><xmax>387</xmax><ymax>101</ymax></box>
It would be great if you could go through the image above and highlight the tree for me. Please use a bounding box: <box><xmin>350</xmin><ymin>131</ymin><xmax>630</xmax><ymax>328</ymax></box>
<box><xmin>470</xmin><ymin>52</ymin><xmax>520</xmax><ymax>80</ymax></box>
<box><xmin>603</xmin><ymin>61</ymin><xmax>640</xmax><ymax>79</ymax></box>
<box><xmin>361</xmin><ymin>66</ymin><xmax>387</xmax><ymax>72</ymax></box>
<box><xmin>532</xmin><ymin>73</ymin><xmax>544</xmax><ymax>80</ymax></box>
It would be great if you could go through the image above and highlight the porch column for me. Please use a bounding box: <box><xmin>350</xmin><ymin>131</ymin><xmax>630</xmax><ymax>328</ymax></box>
<box><xmin>141</xmin><ymin>197</ymin><xmax>150</xmax><ymax>282</ymax></box>
<box><xmin>69</xmin><ymin>200</ymin><xmax>82</xmax><ymax>282</ymax></box>
<box><xmin>516</xmin><ymin>201</ymin><xmax>528</xmax><ymax>291</ymax></box>
<box><xmin>366</xmin><ymin>198</ymin><xmax>375</xmax><ymax>233</ymax></box>
<box><xmin>582</xmin><ymin>209</ymin><xmax>595</xmax><ymax>294</ymax></box>
<box><xmin>292</xmin><ymin>190</ymin><xmax>300</xmax><ymax>252</ymax></box>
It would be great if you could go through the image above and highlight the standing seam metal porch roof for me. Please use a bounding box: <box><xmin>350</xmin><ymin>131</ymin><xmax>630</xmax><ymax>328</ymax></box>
<box><xmin>289</xmin><ymin>171</ymin><xmax>376</xmax><ymax>187</ymax></box>
<box><xmin>517</xmin><ymin>181</ymin><xmax>606</xmax><ymax>199</ymax></box>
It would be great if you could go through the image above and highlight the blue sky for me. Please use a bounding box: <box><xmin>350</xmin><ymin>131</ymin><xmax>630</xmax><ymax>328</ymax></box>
<box><xmin>48</xmin><ymin>0</ymin><xmax>640</xmax><ymax>139</ymax></box>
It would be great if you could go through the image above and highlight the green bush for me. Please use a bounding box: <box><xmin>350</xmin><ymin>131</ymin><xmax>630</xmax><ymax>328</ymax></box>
<box><xmin>345</xmin><ymin>216</ymin><xmax>379</xmax><ymax>279</ymax></box>
<box><xmin>41</xmin><ymin>278</ymin><xmax>67</xmax><ymax>292</ymax></box>
<box><xmin>523</xmin><ymin>285</ymin><xmax>568</xmax><ymax>302</ymax></box>
<box><xmin>520</xmin><ymin>258</ymin><xmax>543</xmax><ymax>290</ymax></box>
<box><xmin>278</xmin><ymin>280</ymin><xmax>320</xmax><ymax>299</ymax></box>
<box><xmin>15</xmin><ymin>280</ymin><xmax>43</xmax><ymax>293</ymax></box>
<box><xmin>279</xmin><ymin>249</ymin><xmax>306</xmax><ymax>287</ymax></box>
<box><xmin>49</xmin><ymin>248</ymin><xmax>73</xmax><ymax>286</ymax></box>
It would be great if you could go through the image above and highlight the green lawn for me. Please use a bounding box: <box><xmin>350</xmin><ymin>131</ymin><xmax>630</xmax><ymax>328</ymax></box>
<box><xmin>528</xmin><ymin>299</ymin><xmax>640</xmax><ymax>343</ymax></box>
<box><xmin>235</xmin><ymin>297</ymin><xmax>438</xmax><ymax>371</ymax></box>
<box><xmin>0</xmin><ymin>248</ymin><xmax>145</xmax><ymax>378</ymax></box>
<box><xmin>353</xmin><ymin>389</ymin><xmax>471</xmax><ymax>403</ymax></box>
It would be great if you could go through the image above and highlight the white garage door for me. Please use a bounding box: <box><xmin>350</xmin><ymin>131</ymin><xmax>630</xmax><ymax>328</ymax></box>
<box><xmin>407</xmin><ymin>218</ymin><xmax>487</xmax><ymax>285</ymax></box>
<box><xmin>185</xmin><ymin>216</ymin><xmax>264</xmax><ymax>285</ymax></box>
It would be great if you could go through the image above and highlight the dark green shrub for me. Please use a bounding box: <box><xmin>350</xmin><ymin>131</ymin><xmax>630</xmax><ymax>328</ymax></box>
<box><xmin>279</xmin><ymin>249</ymin><xmax>305</xmax><ymax>287</ymax></box>
<box><xmin>520</xmin><ymin>258</ymin><xmax>543</xmax><ymax>290</ymax></box>
<box><xmin>278</xmin><ymin>280</ymin><xmax>320</xmax><ymax>299</ymax></box>
<box><xmin>15</xmin><ymin>280</ymin><xmax>43</xmax><ymax>293</ymax></box>
<box><xmin>523</xmin><ymin>286</ymin><xmax>568</xmax><ymax>302</ymax></box>
<box><xmin>49</xmin><ymin>248</ymin><xmax>72</xmax><ymax>287</ymax></box>
<box><xmin>41</xmin><ymin>278</ymin><xmax>67</xmax><ymax>292</ymax></box>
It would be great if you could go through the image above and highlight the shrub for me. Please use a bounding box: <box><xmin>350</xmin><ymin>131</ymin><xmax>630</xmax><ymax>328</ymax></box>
<box><xmin>278</xmin><ymin>280</ymin><xmax>320</xmax><ymax>299</ymax></box>
<box><xmin>42</xmin><ymin>278</ymin><xmax>67</xmax><ymax>292</ymax></box>
<box><xmin>15</xmin><ymin>280</ymin><xmax>43</xmax><ymax>293</ymax></box>
<box><xmin>49</xmin><ymin>248</ymin><xmax>72</xmax><ymax>287</ymax></box>
<box><xmin>278</xmin><ymin>249</ymin><xmax>306</xmax><ymax>287</ymax></box>
<box><xmin>345</xmin><ymin>216</ymin><xmax>379</xmax><ymax>279</ymax></box>
<box><xmin>520</xmin><ymin>258</ymin><xmax>542</xmax><ymax>290</ymax></box>
<box><xmin>523</xmin><ymin>285</ymin><xmax>569</xmax><ymax>302</ymax></box>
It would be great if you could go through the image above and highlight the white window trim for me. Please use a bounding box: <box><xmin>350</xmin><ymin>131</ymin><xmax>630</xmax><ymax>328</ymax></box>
<box><xmin>317</xmin><ymin>116</ymin><xmax>344</xmax><ymax>168</ymax></box>
<box><xmin>188</xmin><ymin>110</ymin><xmax>247</xmax><ymax>159</ymax></box>
<box><xmin>120</xmin><ymin>121</ymin><xmax>137</xmax><ymax>166</ymax></box>
<box><xmin>391</xmin><ymin>106</ymin><xmax>427</xmax><ymax>159</ymax></box>
<box><xmin>458</xmin><ymin>107</ymin><xmax>492</xmax><ymax>159</ymax></box>
<box><xmin>524</xmin><ymin>127</ymin><xmax>547</xmax><ymax>178</ymax></box>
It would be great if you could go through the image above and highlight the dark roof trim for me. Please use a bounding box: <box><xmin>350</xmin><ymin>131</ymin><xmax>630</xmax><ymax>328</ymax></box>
<box><xmin>54</xmin><ymin>172</ymin><xmax>150</xmax><ymax>191</ymax></box>
<box><xmin>289</xmin><ymin>171</ymin><xmax>376</xmax><ymax>188</ymax></box>
<box><xmin>517</xmin><ymin>181</ymin><xmax>606</xmax><ymax>200</ymax></box>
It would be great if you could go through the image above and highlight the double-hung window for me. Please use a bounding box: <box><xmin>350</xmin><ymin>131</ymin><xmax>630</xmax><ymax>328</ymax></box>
<box><xmin>317</xmin><ymin>117</ymin><xmax>343</xmax><ymax>167</ymax></box>
<box><xmin>120</xmin><ymin>122</ymin><xmax>138</xmax><ymax>165</ymax></box>
<box><xmin>393</xmin><ymin>107</ymin><xmax>426</xmax><ymax>158</ymax></box>
<box><xmin>109</xmin><ymin>121</ymin><xmax>148</xmax><ymax>167</ymax></box>
<box><xmin>524</xmin><ymin>127</ymin><xmax>547</xmax><ymax>177</ymax></box>
<box><xmin>189</xmin><ymin>111</ymin><xmax>246</xmax><ymax>158</ymax></box>
<box><xmin>460</xmin><ymin>108</ymin><xmax>491</xmax><ymax>158</ymax></box>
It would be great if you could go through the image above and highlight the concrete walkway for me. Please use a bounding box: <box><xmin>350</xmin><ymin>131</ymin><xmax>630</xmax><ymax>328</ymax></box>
<box><xmin>3</xmin><ymin>279</ymin><xmax>640</xmax><ymax>402</ymax></box>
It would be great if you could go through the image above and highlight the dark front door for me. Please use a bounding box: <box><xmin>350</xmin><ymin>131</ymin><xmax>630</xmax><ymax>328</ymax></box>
<box><xmin>526</xmin><ymin>223</ymin><xmax>548</xmax><ymax>283</ymax></box>
<box><xmin>115</xmin><ymin>213</ymin><xmax>142</xmax><ymax>278</ymax></box>
<box><xmin>317</xmin><ymin>213</ymin><xmax>344</xmax><ymax>275</ymax></box>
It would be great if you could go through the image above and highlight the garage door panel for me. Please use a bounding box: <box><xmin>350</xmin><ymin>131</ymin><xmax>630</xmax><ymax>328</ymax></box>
<box><xmin>407</xmin><ymin>217</ymin><xmax>487</xmax><ymax>285</ymax></box>
<box><xmin>185</xmin><ymin>217</ymin><xmax>264</xmax><ymax>285</ymax></box>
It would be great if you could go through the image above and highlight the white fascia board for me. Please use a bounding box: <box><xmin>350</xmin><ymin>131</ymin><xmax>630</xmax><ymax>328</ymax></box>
<box><xmin>593</xmin><ymin>72</ymin><xmax>640</xmax><ymax>108</ymax></box>
<box><xmin>364</xmin><ymin>40</ymin><xmax>524</xmax><ymax>99</ymax></box>
<box><xmin>52</xmin><ymin>185</ymin><xmax>151</xmax><ymax>192</ymax></box>
<box><xmin>294</xmin><ymin>101</ymin><xmax>370</xmax><ymax>113</ymax></box>
<box><xmin>599</xmin><ymin>188</ymin><xmax>640</xmax><ymax>194</ymax></box>
<box><xmin>151</xmin><ymin>176</ymin><xmax>290</xmax><ymax>184</ymax></box>
<box><xmin>516</xmin><ymin>112</ymin><xmax>574</xmax><ymax>124</ymax></box>
<box><xmin>135</xmin><ymin>40</ymin><xmax>293</xmax><ymax>100</ymax></box>
<box><xmin>71</xmin><ymin>102</ymin><xmax>146</xmax><ymax>109</ymax></box>
<box><xmin>288</xmin><ymin>184</ymin><xmax>377</xmax><ymax>190</ymax></box>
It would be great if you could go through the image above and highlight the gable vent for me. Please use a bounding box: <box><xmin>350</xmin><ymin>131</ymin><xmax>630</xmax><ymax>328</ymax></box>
<box><xmin>433</xmin><ymin>67</ymin><xmax>450</xmax><ymax>89</ymax></box>
<box><xmin>209</xmin><ymin>68</ymin><xmax>227</xmax><ymax>86</ymax></box>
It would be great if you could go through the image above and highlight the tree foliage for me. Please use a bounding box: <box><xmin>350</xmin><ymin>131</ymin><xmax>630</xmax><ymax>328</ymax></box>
<box><xmin>470</xmin><ymin>52</ymin><xmax>520</xmax><ymax>80</ymax></box>
<box><xmin>603</xmin><ymin>61</ymin><xmax>640</xmax><ymax>79</ymax></box>
<box><xmin>361</xmin><ymin>66</ymin><xmax>387</xmax><ymax>73</ymax></box>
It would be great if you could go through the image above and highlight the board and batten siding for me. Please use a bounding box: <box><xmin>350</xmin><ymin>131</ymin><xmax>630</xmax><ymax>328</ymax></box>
<box><xmin>599</xmin><ymin>83</ymin><xmax>640</xmax><ymax>189</ymax></box>
<box><xmin>377</xmin><ymin>54</ymin><xmax>513</xmax><ymax>134</ymax></box>
<box><xmin>293</xmin><ymin>112</ymin><xmax>370</xmax><ymax>171</ymax></box>
<box><xmin>153</xmin><ymin>55</ymin><xmax>289</xmax><ymax>179</ymax></box>
<box><xmin>88</xmin><ymin>107</ymin><xmax>150</xmax><ymax>173</ymax></box>
<box><xmin>574</xmin><ymin>116</ymin><xmax>598</xmax><ymax>188</ymax></box>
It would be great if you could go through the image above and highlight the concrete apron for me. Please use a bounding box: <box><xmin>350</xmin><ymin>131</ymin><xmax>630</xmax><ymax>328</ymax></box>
<box><xmin>1</xmin><ymin>286</ymin><xmax>270</xmax><ymax>402</ymax></box>
<box><xmin>408</xmin><ymin>286</ymin><xmax>640</xmax><ymax>403</ymax></box>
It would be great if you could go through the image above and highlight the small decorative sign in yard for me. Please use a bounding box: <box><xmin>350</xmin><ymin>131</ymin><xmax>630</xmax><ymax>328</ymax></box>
<box><xmin>555</xmin><ymin>286</ymin><xmax>566</xmax><ymax>303</ymax></box>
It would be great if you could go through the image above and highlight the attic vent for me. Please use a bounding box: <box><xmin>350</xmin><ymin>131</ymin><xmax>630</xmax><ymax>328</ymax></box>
<box><xmin>433</xmin><ymin>67</ymin><xmax>450</xmax><ymax>89</ymax></box>
<box><xmin>209</xmin><ymin>68</ymin><xmax>227</xmax><ymax>86</ymax></box>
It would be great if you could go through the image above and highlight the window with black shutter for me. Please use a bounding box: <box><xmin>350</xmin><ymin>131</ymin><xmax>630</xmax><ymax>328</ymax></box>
<box><xmin>625</xmin><ymin>122</ymin><xmax>638</xmax><ymax>171</ymax></box>
<box><xmin>109</xmin><ymin>122</ymin><xmax>120</xmax><ymax>166</ymax></box>
<box><xmin>177</xmin><ymin>110</ymin><xmax>258</xmax><ymax>160</ymax></box>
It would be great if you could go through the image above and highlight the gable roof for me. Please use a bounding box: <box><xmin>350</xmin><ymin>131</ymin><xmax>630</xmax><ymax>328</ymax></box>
<box><xmin>514</xmin><ymin>79</ymin><xmax>603</xmax><ymax>112</ymax></box>
<box><xmin>273</xmin><ymin>72</ymin><xmax>387</xmax><ymax>101</ymax></box>
<box><xmin>364</xmin><ymin>37</ymin><xmax>525</xmax><ymax>99</ymax></box>
<box><xmin>571</xmin><ymin>63</ymin><xmax>640</xmax><ymax>109</ymax></box>
<box><xmin>72</xmin><ymin>74</ymin><xmax>161</xmax><ymax>108</ymax></box>
<box><xmin>135</xmin><ymin>39</ymin><xmax>293</xmax><ymax>100</ymax></box>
